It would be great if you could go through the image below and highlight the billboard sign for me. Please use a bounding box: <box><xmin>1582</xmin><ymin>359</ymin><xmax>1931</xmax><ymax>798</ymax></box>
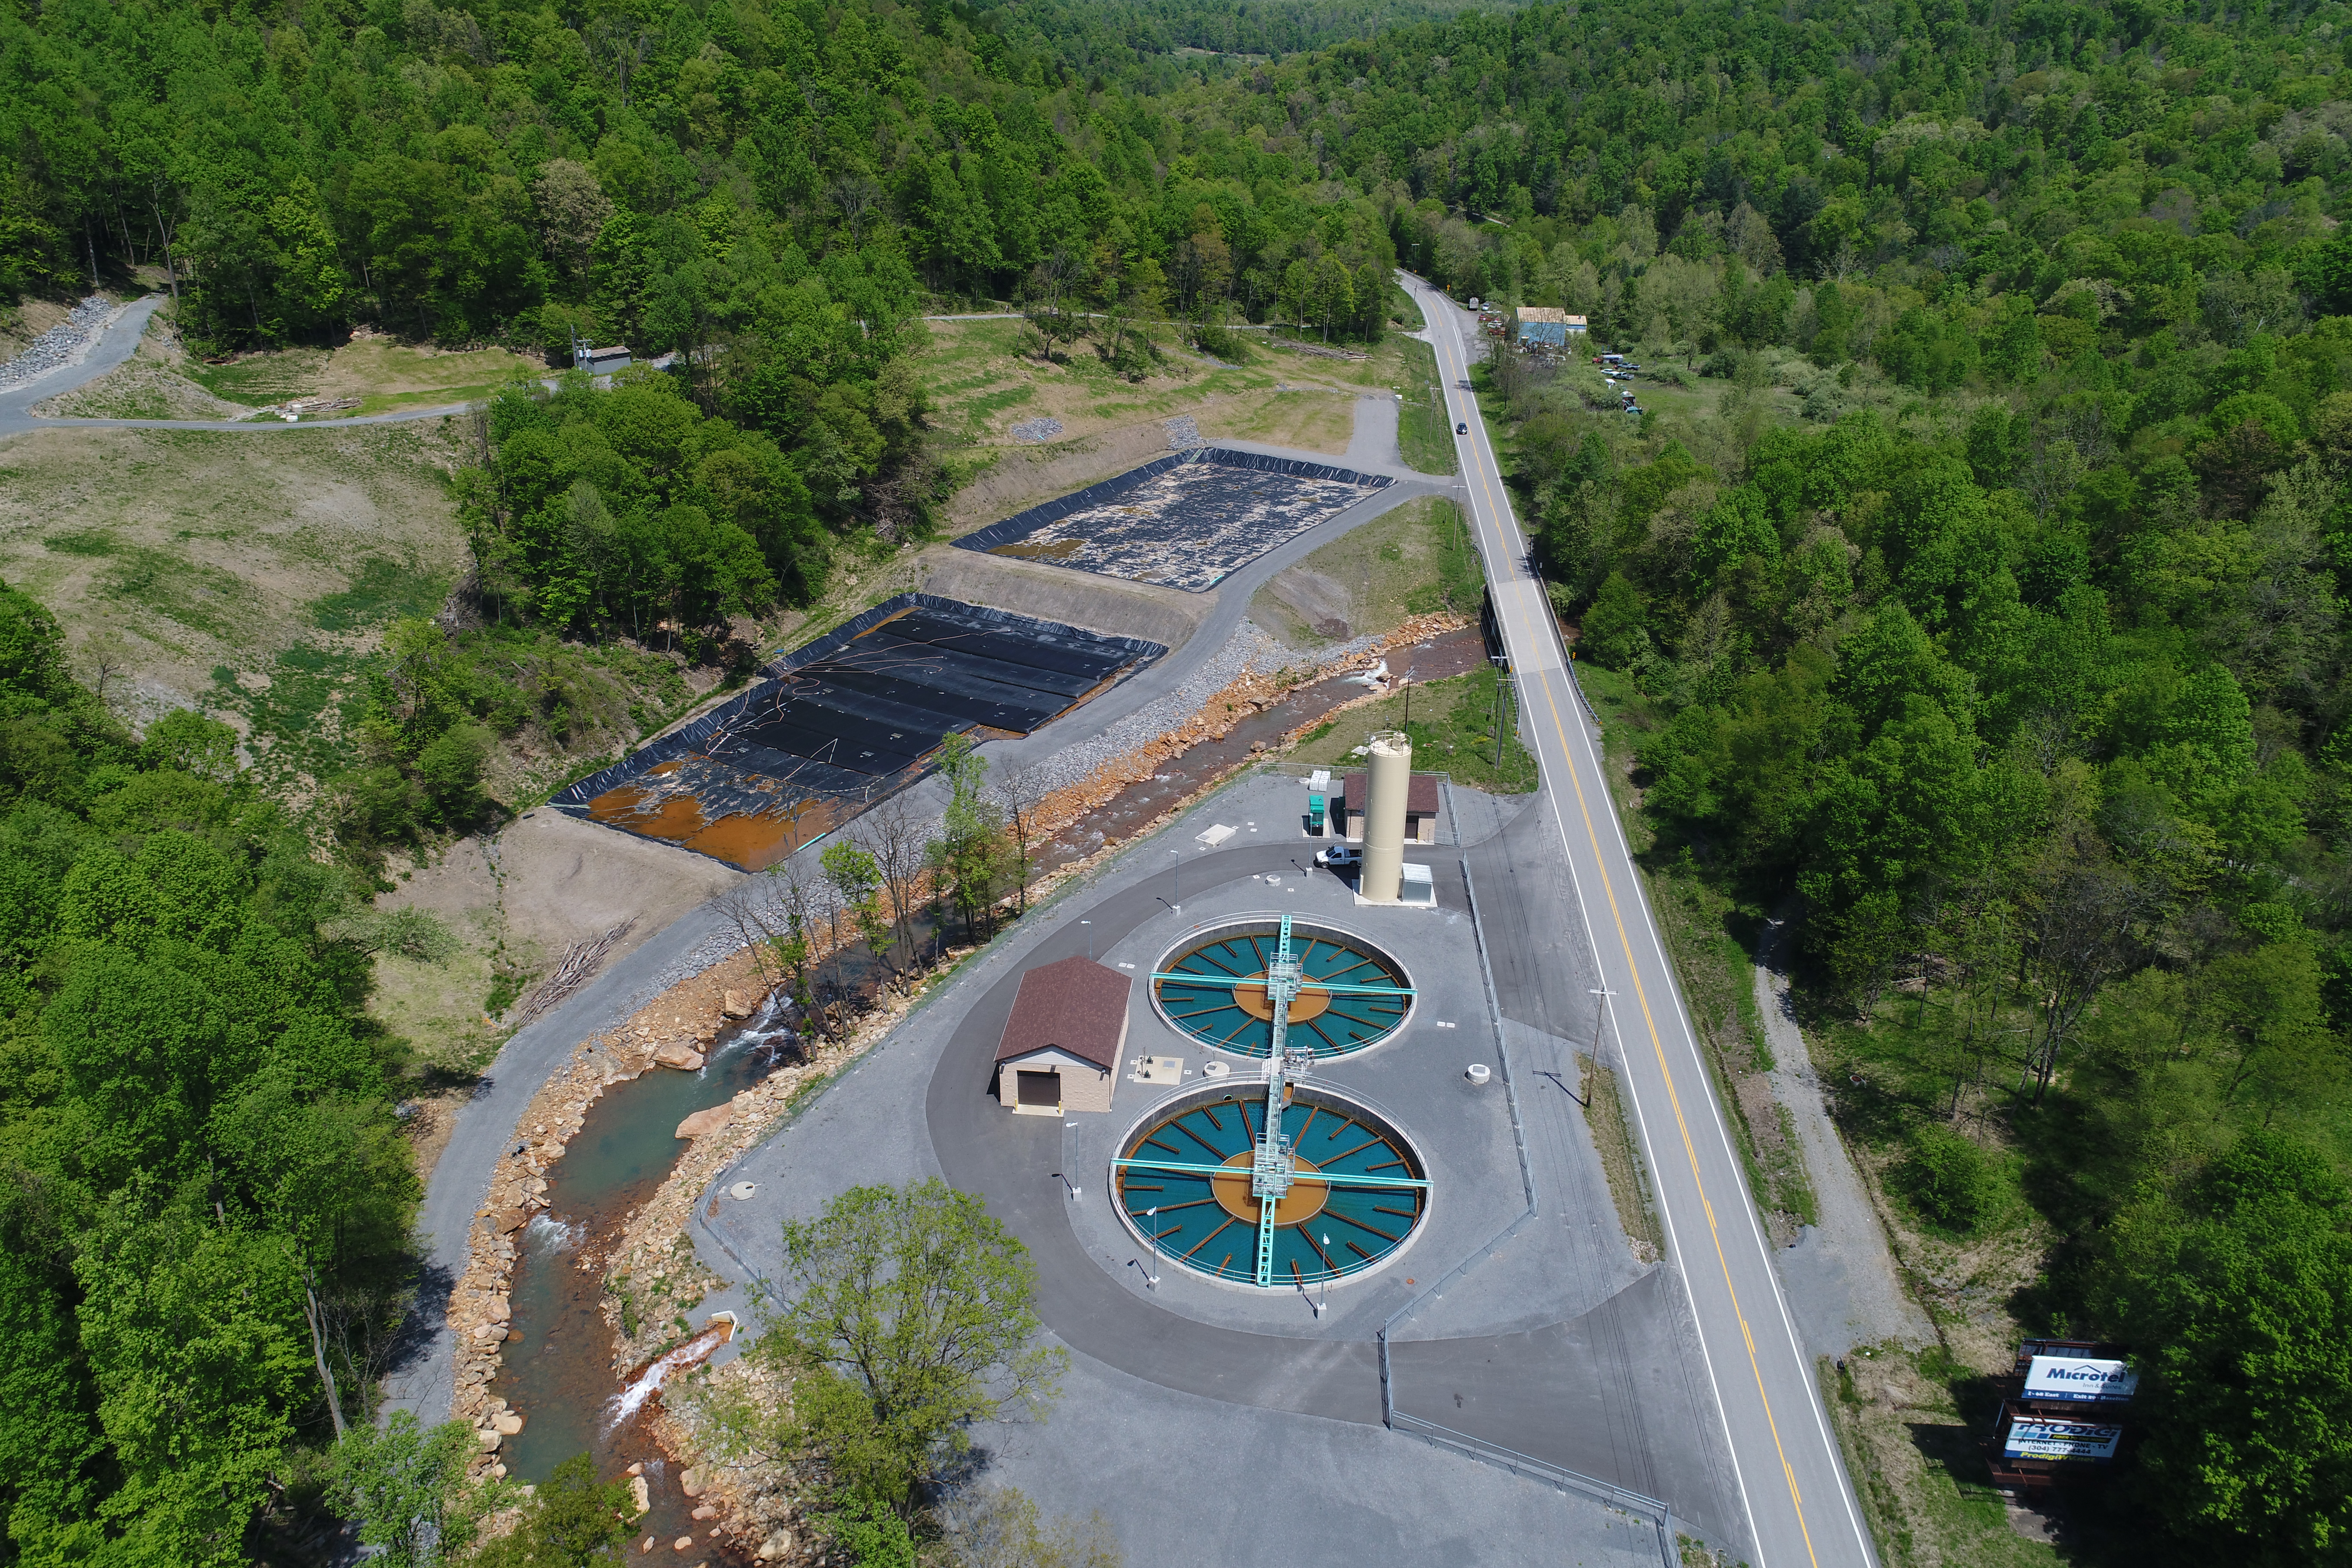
<box><xmin>2023</xmin><ymin>1355</ymin><xmax>2139</xmax><ymax>1403</ymax></box>
<box><xmin>2003</xmin><ymin>1415</ymin><xmax>2123</xmax><ymax>1462</ymax></box>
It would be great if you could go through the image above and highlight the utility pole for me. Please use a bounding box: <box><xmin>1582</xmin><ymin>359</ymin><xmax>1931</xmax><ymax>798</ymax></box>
<box><xmin>1491</xmin><ymin>654</ymin><xmax>1513</xmax><ymax>769</ymax></box>
<box><xmin>1585</xmin><ymin>986</ymin><xmax>1617</xmax><ymax>1105</ymax></box>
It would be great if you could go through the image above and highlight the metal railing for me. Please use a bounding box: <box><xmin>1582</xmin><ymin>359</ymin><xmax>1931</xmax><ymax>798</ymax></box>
<box><xmin>1389</xmin><ymin>1412</ymin><xmax>1675</xmax><ymax>1547</ymax></box>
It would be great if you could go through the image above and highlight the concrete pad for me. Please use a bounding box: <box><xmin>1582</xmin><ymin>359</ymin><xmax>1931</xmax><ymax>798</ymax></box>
<box><xmin>973</xmin><ymin>1341</ymin><xmax>1671</xmax><ymax>1568</ymax></box>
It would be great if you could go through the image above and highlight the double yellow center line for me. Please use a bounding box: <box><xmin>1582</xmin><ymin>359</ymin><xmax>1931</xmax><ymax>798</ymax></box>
<box><xmin>1430</xmin><ymin>303</ymin><xmax>1837</xmax><ymax>1568</ymax></box>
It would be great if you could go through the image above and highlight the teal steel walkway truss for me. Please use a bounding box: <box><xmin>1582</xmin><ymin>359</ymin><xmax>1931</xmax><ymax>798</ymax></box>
<box><xmin>1118</xmin><ymin>914</ymin><xmax>1430</xmax><ymax>1286</ymax></box>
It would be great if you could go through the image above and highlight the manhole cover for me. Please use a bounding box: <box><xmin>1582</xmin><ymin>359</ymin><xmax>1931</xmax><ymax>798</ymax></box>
<box><xmin>728</xmin><ymin>1182</ymin><xmax>758</xmax><ymax>1201</ymax></box>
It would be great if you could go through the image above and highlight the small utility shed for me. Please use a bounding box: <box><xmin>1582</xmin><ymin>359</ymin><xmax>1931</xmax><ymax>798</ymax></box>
<box><xmin>1339</xmin><ymin>771</ymin><xmax>1441</xmax><ymax>843</ymax></box>
<box><xmin>993</xmin><ymin>955</ymin><xmax>1133</xmax><ymax>1115</ymax></box>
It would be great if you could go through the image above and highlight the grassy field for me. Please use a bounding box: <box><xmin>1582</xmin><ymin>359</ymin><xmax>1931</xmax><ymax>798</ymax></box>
<box><xmin>918</xmin><ymin>316</ymin><xmax>1455</xmax><ymax>531</ymax></box>
<box><xmin>919</xmin><ymin>317</ymin><xmax>1293</xmax><ymax>447</ymax></box>
<box><xmin>1250</xmin><ymin>495</ymin><xmax>1481</xmax><ymax>649</ymax></box>
<box><xmin>1260</xmin><ymin>327</ymin><xmax>1457</xmax><ymax>476</ymax></box>
<box><xmin>1393</xmin><ymin>336</ymin><xmax>1456</xmax><ymax>475</ymax></box>
<box><xmin>183</xmin><ymin>333</ymin><xmax>543</xmax><ymax>414</ymax></box>
<box><xmin>39</xmin><ymin>304</ymin><xmax>545</xmax><ymax>420</ymax></box>
<box><xmin>1195</xmin><ymin>386</ymin><xmax>1355</xmax><ymax>450</ymax></box>
<box><xmin>0</xmin><ymin>422</ymin><xmax>468</xmax><ymax>790</ymax></box>
<box><xmin>1289</xmin><ymin>666</ymin><xmax>1538</xmax><ymax>796</ymax></box>
<box><xmin>0</xmin><ymin>419</ymin><xmax>700</xmax><ymax>812</ymax></box>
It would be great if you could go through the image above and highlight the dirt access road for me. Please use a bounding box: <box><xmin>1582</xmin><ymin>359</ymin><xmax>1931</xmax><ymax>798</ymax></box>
<box><xmin>0</xmin><ymin>295</ymin><xmax>485</xmax><ymax>436</ymax></box>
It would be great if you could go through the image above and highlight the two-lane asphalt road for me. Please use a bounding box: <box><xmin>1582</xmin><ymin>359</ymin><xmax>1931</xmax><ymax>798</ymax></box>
<box><xmin>1406</xmin><ymin>275</ymin><xmax>1878</xmax><ymax>1568</ymax></box>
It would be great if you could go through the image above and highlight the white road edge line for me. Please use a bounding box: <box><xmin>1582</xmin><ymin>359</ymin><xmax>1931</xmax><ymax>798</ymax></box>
<box><xmin>1413</xmin><ymin>276</ymin><xmax>1876</xmax><ymax>1568</ymax></box>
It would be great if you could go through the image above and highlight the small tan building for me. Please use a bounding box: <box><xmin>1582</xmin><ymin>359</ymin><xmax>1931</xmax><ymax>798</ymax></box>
<box><xmin>993</xmin><ymin>955</ymin><xmax>1133</xmax><ymax>1115</ymax></box>
<box><xmin>1339</xmin><ymin>771</ymin><xmax>1440</xmax><ymax>844</ymax></box>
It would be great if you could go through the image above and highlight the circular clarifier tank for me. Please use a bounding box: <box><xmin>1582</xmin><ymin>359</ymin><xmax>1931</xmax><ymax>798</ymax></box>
<box><xmin>1115</xmin><ymin>1084</ymin><xmax>1428</xmax><ymax>1287</ymax></box>
<box><xmin>1152</xmin><ymin>919</ymin><xmax>1412</xmax><ymax>1059</ymax></box>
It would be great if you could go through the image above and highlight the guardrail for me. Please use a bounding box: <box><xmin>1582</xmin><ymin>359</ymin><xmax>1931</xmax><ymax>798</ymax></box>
<box><xmin>1388</xmin><ymin>1411</ymin><xmax>1676</xmax><ymax>1551</ymax></box>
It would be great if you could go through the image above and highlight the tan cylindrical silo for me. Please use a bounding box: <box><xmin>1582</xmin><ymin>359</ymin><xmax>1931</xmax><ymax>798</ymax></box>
<box><xmin>1361</xmin><ymin>731</ymin><xmax>1411</xmax><ymax>902</ymax></box>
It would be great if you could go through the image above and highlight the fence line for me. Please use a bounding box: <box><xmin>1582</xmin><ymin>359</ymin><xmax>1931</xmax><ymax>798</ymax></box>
<box><xmin>1388</xmin><ymin>1412</ymin><xmax>1676</xmax><ymax>1564</ymax></box>
<box><xmin>1370</xmin><ymin>859</ymin><xmax>1678</xmax><ymax>1568</ymax></box>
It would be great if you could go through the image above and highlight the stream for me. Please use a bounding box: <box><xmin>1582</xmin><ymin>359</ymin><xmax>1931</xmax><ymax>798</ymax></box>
<box><xmin>490</xmin><ymin>1000</ymin><xmax>805</xmax><ymax>1561</ymax></box>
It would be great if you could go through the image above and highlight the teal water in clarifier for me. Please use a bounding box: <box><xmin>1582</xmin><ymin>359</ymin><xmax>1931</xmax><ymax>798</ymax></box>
<box><xmin>489</xmin><ymin>1002</ymin><xmax>801</xmax><ymax>1557</ymax></box>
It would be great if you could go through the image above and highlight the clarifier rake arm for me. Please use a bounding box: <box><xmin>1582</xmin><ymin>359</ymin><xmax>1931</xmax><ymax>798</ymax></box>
<box><xmin>1112</xmin><ymin>1157</ymin><xmax>1429</xmax><ymax>1191</ymax></box>
<box><xmin>1149</xmin><ymin>971</ymin><xmax>1415</xmax><ymax>997</ymax></box>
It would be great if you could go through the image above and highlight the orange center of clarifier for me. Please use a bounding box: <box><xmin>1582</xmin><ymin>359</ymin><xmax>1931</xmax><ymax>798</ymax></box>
<box><xmin>1207</xmin><ymin>1150</ymin><xmax>1329</xmax><ymax>1225</ymax></box>
<box><xmin>1231</xmin><ymin>973</ymin><xmax>1332</xmax><ymax>1022</ymax></box>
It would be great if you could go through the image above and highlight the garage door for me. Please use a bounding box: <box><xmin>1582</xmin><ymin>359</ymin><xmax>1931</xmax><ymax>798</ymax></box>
<box><xmin>1016</xmin><ymin>1069</ymin><xmax>1060</xmax><ymax>1108</ymax></box>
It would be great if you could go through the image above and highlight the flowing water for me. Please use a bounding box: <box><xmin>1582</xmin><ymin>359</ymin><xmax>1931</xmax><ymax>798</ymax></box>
<box><xmin>490</xmin><ymin>1000</ymin><xmax>807</xmax><ymax>1560</ymax></box>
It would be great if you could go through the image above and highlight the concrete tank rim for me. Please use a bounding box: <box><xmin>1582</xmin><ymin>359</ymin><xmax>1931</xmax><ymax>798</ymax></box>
<box><xmin>1106</xmin><ymin>1077</ymin><xmax>1434</xmax><ymax>1293</ymax></box>
<box><xmin>1146</xmin><ymin>911</ymin><xmax>1418</xmax><ymax>1059</ymax></box>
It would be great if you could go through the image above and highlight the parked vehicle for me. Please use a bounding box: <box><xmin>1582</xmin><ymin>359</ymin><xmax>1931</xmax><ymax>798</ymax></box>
<box><xmin>1317</xmin><ymin>843</ymin><xmax>1363</xmax><ymax>868</ymax></box>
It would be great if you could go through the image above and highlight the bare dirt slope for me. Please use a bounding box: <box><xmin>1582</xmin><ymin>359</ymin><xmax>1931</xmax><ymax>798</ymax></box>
<box><xmin>375</xmin><ymin>809</ymin><xmax>741</xmax><ymax>1075</ymax></box>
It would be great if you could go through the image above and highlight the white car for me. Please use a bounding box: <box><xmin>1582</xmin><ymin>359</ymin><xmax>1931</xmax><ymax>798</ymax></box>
<box><xmin>1316</xmin><ymin>843</ymin><xmax>1363</xmax><ymax>869</ymax></box>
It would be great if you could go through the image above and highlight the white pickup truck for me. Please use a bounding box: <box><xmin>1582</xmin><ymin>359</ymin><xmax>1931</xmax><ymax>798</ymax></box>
<box><xmin>1316</xmin><ymin>843</ymin><xmax>1363</xmax><ymax>869</ymax></box>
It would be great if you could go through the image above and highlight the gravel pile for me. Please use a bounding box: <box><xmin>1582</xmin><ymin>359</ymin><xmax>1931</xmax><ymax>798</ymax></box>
<box><xmin>1008</xmin><ymin>416</ymin><xmax>1063</xmax><ymax>443</ymax></box>
<box><xmin>1024</xmin><ymin>618</ymin><xmax>1288</xmax><ymax>796</ymax></box>
<box><xmin>1161</xmin><ymin>414</ymin><xmax>1205</xmax><ymax>449</ymax></box>
<box><xmin>0</xmin><ymin>296</ymin><xmax>114</xmax><ymax>387</ymax></box>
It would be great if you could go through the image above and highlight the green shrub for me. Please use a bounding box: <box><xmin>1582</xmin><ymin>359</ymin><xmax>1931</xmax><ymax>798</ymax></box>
<box><xmin>816</xmin><ymin>1498</ymin><xmax>916</xmax><ymax>1568</ymax></box>
<box><xmin>1903</xmin><ymin>1124</ymin><xmax>2001</xmax><ymax>1233</ymax></box>
<box><xmin>1192</xmin><ymin>322</ymin><xmax>1246</xmax><ymax>361</ymax></box>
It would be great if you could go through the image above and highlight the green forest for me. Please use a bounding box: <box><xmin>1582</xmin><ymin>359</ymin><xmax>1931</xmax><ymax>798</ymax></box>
<box><xmin>5</xmin><ymin>0</ymin><xmax>2352</xmax><ymax>1559</ymax></box>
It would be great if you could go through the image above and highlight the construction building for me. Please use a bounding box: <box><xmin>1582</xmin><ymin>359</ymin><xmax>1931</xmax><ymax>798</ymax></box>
<box><xmin>1338</xmin><ymin>769</ymin><xmax>1440</xmax><ymax>844</ymax></box>
<box><xmin>1515</xmin><ymin>306</ymin><xmax>1587</xmax><ymax>350</ymax></box>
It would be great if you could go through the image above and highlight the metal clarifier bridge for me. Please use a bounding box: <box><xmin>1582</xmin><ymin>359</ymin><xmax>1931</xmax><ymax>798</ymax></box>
<box><xmin>1117</xmin><ymin>914</ymin><xmax>1430</xmax><ymax>1287</ymax></box>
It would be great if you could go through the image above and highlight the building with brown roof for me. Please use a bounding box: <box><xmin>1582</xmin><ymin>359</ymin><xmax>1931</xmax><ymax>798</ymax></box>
<box><xmin>1338</xmin><ymin>771</ymin><xmax>1440</xmax><ymax>844</ymax></box>
<box><xmin>993</xmin><ymin>955</ymin><xmax>1134</xmax><ymax>1114</ymax></box>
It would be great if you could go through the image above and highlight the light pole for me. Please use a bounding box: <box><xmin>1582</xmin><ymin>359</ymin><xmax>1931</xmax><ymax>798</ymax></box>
<box><xmin>1051</xmin><ymin>1171</ymin><xmax>1080</xmax><ymax>1201</ymax></box>
<box><xmin>1170</xmin><ymin>849</ymin><xmax>1181</xmax><ymax>913</ymax></box>
<box><xmin>1145</xmin><ymin>1207</ymin><xmax>1162</xmax><ymax>1288</ymax></box>
<box><xmin>1320</xmin><ymin>1234</ymin><xmax>1332</xmax><ymax>1317</ymax></box>
<box><xmin>1081</xmin><ymin>919</ymin><xmax>1092</xmax><ymax>961</ymax></box>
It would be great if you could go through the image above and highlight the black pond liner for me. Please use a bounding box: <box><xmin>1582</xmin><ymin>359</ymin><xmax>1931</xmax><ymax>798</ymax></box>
<box><xmin>549</xmin><ymin>594</ymin><xmax>1165</xmax><ymax>869</ymax></box>
<box><xmin>952</xmin><ymin>446</ymin><xmax>1395</xmax><ymax>593</ymax></box>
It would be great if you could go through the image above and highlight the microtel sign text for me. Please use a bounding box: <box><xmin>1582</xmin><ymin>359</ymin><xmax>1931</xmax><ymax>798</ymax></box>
<box><xmin>2023</xmin><ymin>1356</ymin><xmax>2139</xmax><ymax>1403</ymax></box>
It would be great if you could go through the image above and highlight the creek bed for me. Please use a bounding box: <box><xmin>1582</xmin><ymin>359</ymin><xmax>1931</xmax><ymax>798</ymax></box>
<box><xmin>491</xmin><ymin>1008</ymin><xmax>802</xmax><ymax>1561</ymax></box>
